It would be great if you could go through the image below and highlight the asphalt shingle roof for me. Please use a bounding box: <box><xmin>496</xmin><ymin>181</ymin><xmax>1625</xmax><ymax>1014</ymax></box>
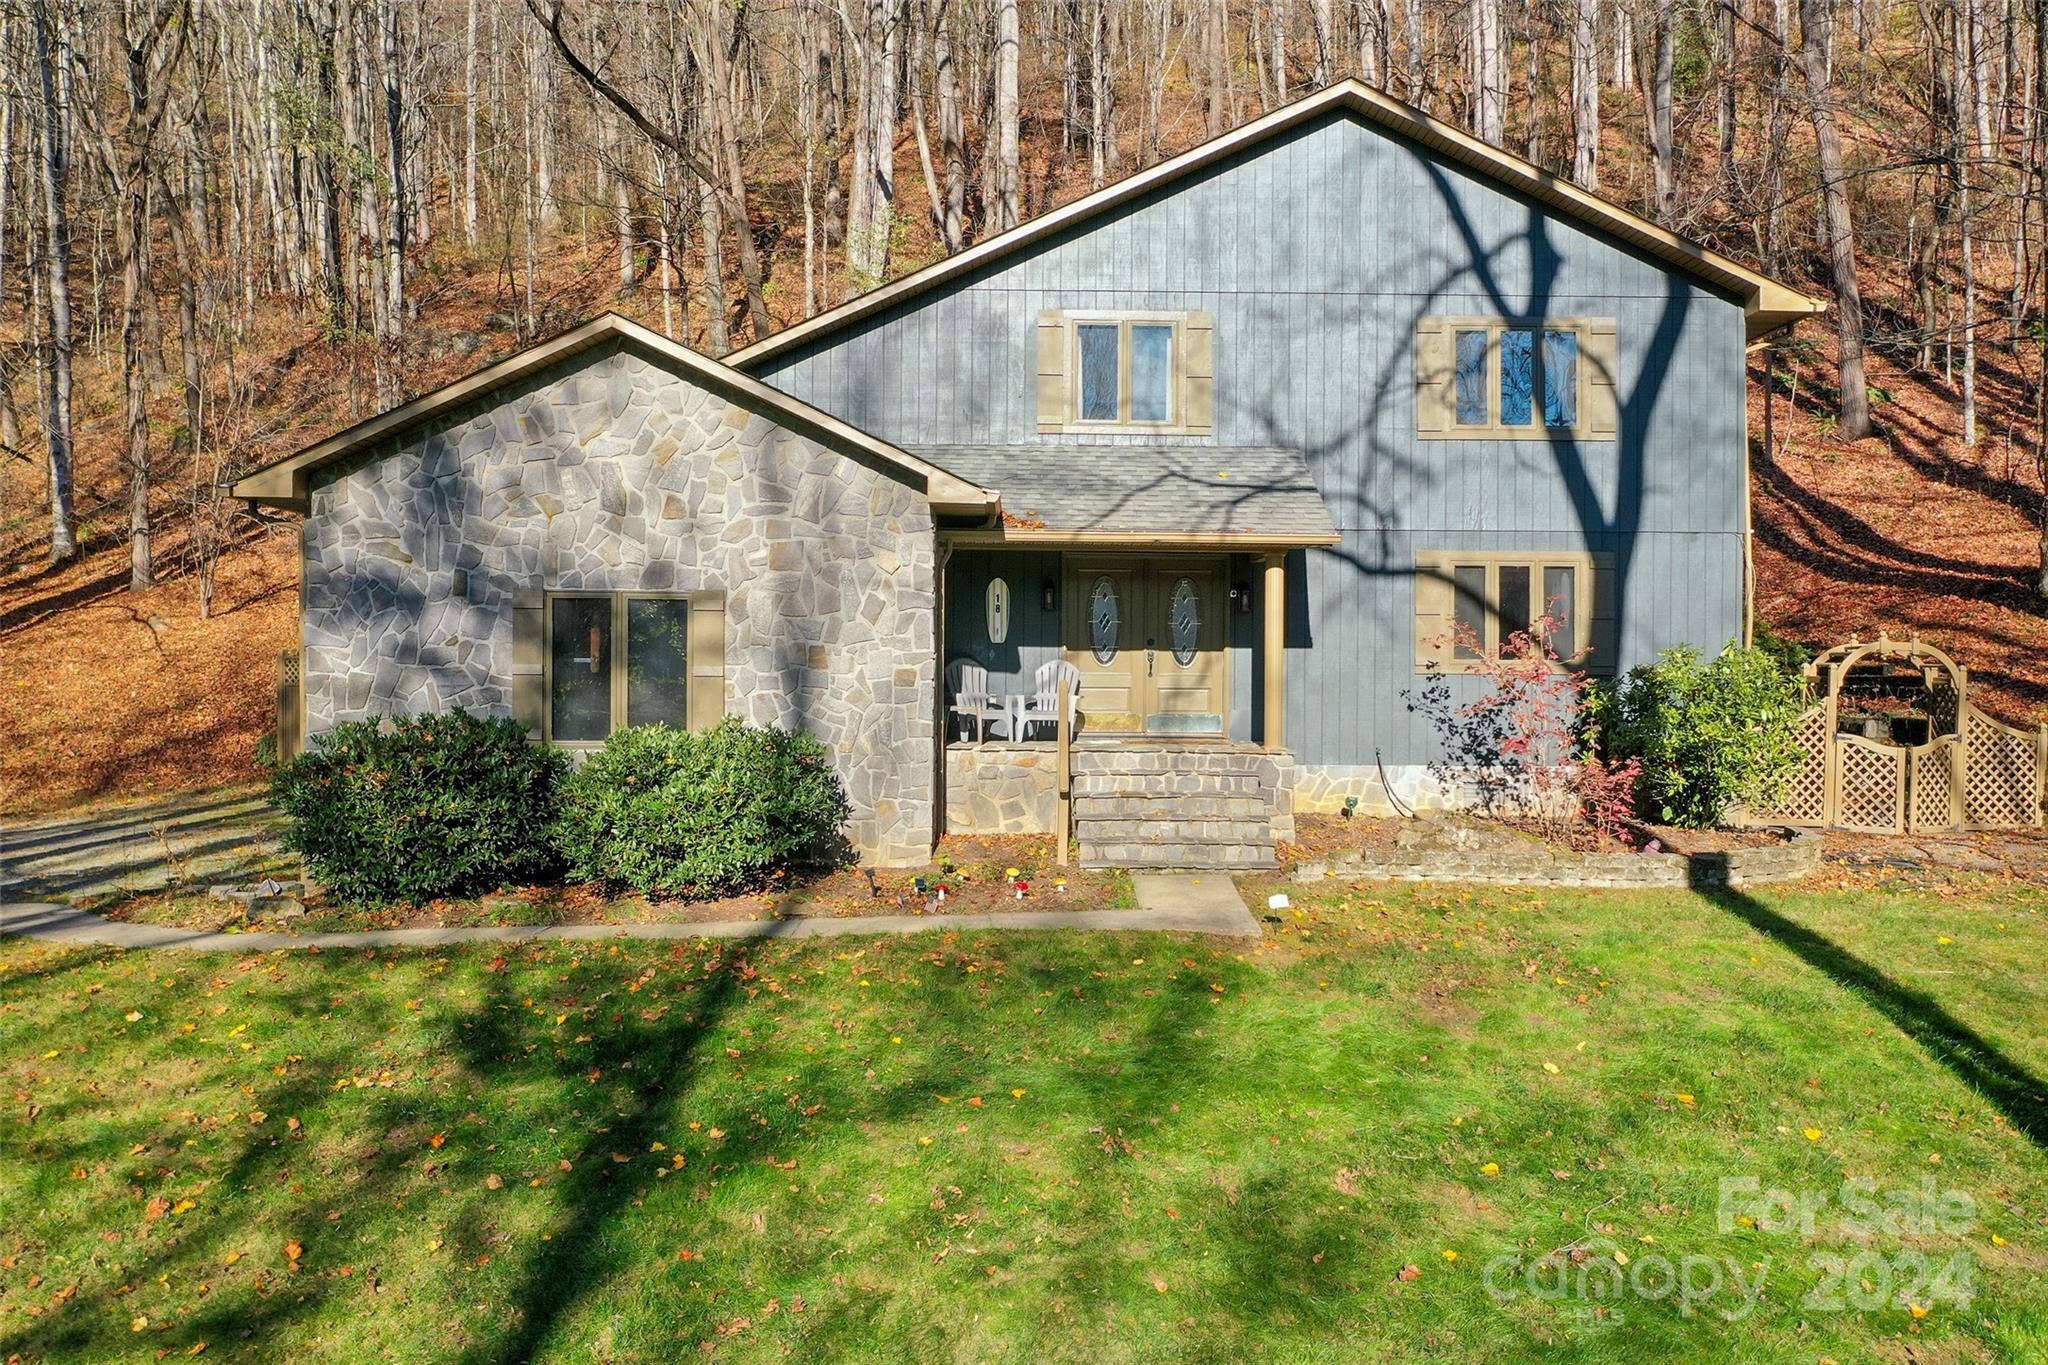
<box><xmin>911</xmin><ymin>445</ymin><xmax>1336</xmax><ymax>541</ymax></box>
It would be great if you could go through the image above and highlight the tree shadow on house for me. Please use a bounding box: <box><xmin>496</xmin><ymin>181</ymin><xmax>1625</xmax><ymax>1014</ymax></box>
<box><xmin>1693</xmin><ymin>869</ymin><xmax>2048</xmax><ymax>1154</ymax></box>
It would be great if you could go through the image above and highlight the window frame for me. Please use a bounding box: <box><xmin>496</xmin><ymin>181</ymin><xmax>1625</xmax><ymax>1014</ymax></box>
<box><xmin>1416</xmin><ymin>550</ymin><xmax>1602</xmax><ymax>674</ymax></box>
<box><xmin>1061</xmin><ymin>312</ymin><xmax>1187</xmax><ymax>432</ymax></box>
<box><xmin>542</xmin><ymin>591</ymin><xmax>691</xmax><ymax>747</ymax></box>
<box><xmin>1434</xmin><ymin>317</ymin><xmax>1597</xmax><ymax>440</ymax></box>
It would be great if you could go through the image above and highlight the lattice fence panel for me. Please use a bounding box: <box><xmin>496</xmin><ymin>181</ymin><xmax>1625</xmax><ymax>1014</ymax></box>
<box><xmin>1964</xmin><ymin>707</ymin><xmax>2042</xmax><ymax>828</ymax></box>
<box><xmin>1835</xmin><ymin>738</ymin><xmax>1904</xmax><ymax>834</ymax></box>
<box><xmin>1907</xmin><ymin>739</ymin><xmax>1959</xmax><ymax>833</ymax></box>
<box><xmin>1755</xmin><ymin>704</ymin><xmax>1830</xmax><ymax>824</ymax></box>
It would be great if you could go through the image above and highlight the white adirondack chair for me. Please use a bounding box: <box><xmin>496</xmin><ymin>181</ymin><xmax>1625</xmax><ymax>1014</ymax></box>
<box><xmin>946</xmin><ymin>658</ymin><xmax>1007</xmax><ymax>741</ymax></box>
<box><xmin>1017</xmin><ymin>659</ymin><xmax>1082</xmax><ymax>740</ymax></box>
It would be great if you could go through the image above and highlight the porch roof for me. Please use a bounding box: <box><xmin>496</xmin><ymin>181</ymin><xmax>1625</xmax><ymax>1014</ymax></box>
<box><xmin>916</xmin><ymin>444</ymin><xmax>1340</xmax><ymax>547</ymax></box>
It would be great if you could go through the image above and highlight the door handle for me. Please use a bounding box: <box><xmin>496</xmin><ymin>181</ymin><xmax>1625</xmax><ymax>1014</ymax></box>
<box><xmin>1146</xmin><ymin>639</ymin><xmax>1155</xmax><ymax>676</ymax></box>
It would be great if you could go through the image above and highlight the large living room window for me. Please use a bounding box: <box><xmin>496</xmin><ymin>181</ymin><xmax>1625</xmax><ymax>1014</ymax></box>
<box><xmin>547</xmin><ymin>593</ymin><xmax>689</xmax><ymax>742</ymax></box>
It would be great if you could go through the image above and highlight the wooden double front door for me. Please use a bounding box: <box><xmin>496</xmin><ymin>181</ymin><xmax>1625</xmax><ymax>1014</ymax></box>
<box><xmin>1063</xmin><ymin>557</ymin><xmax>1230</xmax><ymax>734</ymax></box>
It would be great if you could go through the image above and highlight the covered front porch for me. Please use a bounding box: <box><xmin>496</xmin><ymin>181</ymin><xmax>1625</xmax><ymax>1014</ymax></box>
<box><xmin>923</xmin><ymin>443</ymin><xmax>1335</xmax><ymax>863</ymax></box>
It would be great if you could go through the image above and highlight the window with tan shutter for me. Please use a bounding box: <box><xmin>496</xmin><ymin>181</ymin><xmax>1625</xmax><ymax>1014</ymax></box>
<box><xmin>1415</xmin><ymin>317</ymin><xmax>1617</xmax><ymax>441</ymax></box>
<box><xmin>1036</xmin><ymin>310</ymin><xmax>1214</xmax><ymax>435</ymax></box>
<box><xmin>510</xmin><ymin>591</ymin><xmax>726</xmax><ymax>745</ymax></box>
<box><xmin>1414</xmin><ymin>550</ymin><xmax>1617</xmax><ymax>673</ymax></box>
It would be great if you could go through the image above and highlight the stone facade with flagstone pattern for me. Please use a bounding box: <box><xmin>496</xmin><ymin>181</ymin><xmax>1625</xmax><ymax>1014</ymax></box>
<box><xmin>299</xmin><ymin>341</ymin><xmax>938</xmax><ymax>864</ymax></box>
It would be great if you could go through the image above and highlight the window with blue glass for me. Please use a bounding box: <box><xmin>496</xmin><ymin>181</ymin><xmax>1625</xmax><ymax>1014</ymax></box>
<box><xmin>1071</xmin><ymin>317</ymin><xmax>1179</xmax><ymax>426</ymax></box>
<box><xmin>1444</xmin><ymin>319</ymin><xmax>1590</xmax><ymax>435</ymax></box>
<box><xmin>1498</xmin><ymin>328</ymin><xmax>1535</xmax><ymax>426</ymax></box>
<box><xmin>1542</xmin><ymin>329</ymin><xmax>1580</xmax><ymax>428</ymax></box>
<box><xmin>1454</xmin><ymin>329</ymin><xmax>1490</xmax><ymax>425</ymax></box>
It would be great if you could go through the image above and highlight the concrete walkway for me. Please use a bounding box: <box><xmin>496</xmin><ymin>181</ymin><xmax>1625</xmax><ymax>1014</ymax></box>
<box><xmin>0</xmin><ymin>873</ymin><xmax>1260</xmax><ymax>953</ymax></box>
<box><xmin>2</xmin><ymin>786</ymin><xmax>289</xmax><ymax>905</ymax></box>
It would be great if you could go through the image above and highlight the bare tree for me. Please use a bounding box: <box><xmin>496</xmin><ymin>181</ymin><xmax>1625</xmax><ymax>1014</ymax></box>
<box><xmin>1471</xmin><ymin>0</ymin><xmax>1506</xmax><ymax>145</ymax></box>
<box><xmin>993</xmin><ymin>0</ymin><xmax>1022</xmax><ymax>230</ymax></box>
<box><xmin>33</xmin><ymin>0</ymin><xmax>78</xmax><ymax>566</ymax></box>
<box><xmin>1797</xmin><ymin>0</ymin><xmax>1873</xmax><ymax>440</ymax></box>
<box><xmin>1572</xmin><ymin>0</ymin><xmax>1600</xmax><ymax>187</ymax></box>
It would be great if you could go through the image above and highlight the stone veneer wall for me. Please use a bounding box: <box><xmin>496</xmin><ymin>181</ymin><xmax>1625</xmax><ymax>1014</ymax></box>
<box><xmin>945</xmin><ymin>745</ymin><xmax>1061</xmax><ymax>834</ymax></box>
<box><xmin>300</xmin><ymin>340</ymin><xmax>938</xmax><ymax>865</ymax></box>
<box><xmin>1295</xmin><ymin>763</ymin><xmax>1560</xmax><ymax>817</ymax></box>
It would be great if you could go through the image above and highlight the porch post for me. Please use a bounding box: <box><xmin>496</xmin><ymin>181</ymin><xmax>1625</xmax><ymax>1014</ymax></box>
<box><xmin>1262</xmin><ymin>552</ymin><xmax>1286</xmax><ymax>751</ymax></box>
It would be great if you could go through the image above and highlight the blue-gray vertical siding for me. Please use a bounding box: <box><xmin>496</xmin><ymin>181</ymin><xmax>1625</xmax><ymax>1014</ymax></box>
<box><xmin>758</xmin><ymin>110</ymin><xmax>1748</xmax><ymax>767</ymax></box>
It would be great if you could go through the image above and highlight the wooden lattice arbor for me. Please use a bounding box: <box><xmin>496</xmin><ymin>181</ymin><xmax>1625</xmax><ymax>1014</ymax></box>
<box><xmin>1755</xmin><ymin>636</ymin><xmax>2046</xmax><ymax>834</ymax></box>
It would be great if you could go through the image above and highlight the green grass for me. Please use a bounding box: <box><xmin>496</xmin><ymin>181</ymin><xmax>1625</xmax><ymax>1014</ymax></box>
<box><xmin>4</xmin><ymin>876</ymin><xmax>2047</xmax><ymax>1361</ymax></box>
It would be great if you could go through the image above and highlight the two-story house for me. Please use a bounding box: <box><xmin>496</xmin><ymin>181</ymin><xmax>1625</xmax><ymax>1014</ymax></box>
<box><xmin>234</xmin><ymin>80</ymin><xmax>1825</xmax><ymax>868</ymax></box>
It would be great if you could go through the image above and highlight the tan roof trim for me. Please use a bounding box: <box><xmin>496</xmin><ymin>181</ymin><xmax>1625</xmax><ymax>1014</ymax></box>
<box><xmin>231</xmin><ymin>312</ymin><xmax>997</xmax><ymax>514</ymax></box>
<box><xmin>941</xmin><ymin>527</ymin><xmax>1343</xmax><ymax>549</ymax></box>
<box><xmin>729</xmin><ymin>80</ymin><xmax>1825</xmax><ymax>367</ymax></box>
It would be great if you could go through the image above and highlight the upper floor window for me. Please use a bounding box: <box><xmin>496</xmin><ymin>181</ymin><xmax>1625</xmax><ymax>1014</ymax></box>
<box><xmin>1036</xmin><ymin>310</ymin><xmax>1215</xmax><ymax>436</ymax></box>
<box><xmin>1078</xmin><ymin>320</ymin><xmax>1176</xmax><ymax>423</ymax></box>
<box><xmin>1417</xmin><ymin>316</ymin><xmax>1617</xmax><ymax>441</ymax></box>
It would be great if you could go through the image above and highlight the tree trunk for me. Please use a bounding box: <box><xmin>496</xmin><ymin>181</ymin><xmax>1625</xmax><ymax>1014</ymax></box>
<box><xmin>34</xmin><ymin>0</ymin><xmax>76</xmax><ymax>566</ymax></box>
<box><xmin>994</xmin><ymin>0</ymin><xmax>1021</xmax><ymax>229</ymax></box>
<box><xmin>379</xmin><ymin>0</ymin><xmax>406</xmax><ymax>403</ymax></box>
<box><xmin>935</xmin><ymin>0</ymin><xmax>966</xmax><ymax>247</ymax></box>
<box><xmin>1572</xmin><ymin>0</ymin><xmax>1600</xmax><ymax>189</ymax></box>
<box><xmin>464</xmin><ymin>0</ymin><xmax>479</xmax><ymax>247</ymax></box>
<box><xmin>1471</xmin><ymin>0</ymin><xmax>1505</xmax><ymax>145</ymax></box>
<box><xmin>1797</xmin><ymin>0</ymin><xmax>1874</xmax><ymax>441</ymax></box>
<box><xmin>1648</xmin><ymin>0</ymin><xmax>1676</xmax><ymax>222</ymax></box>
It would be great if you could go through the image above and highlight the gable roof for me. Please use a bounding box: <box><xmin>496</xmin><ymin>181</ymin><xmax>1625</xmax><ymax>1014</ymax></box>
<box><xmin>728</xmin><ymin>80</ymin><xmax>1825</xmax><ymax>371</ymax></box>
<box><xmin>230</xmin><ymin>312</ymin><xmax>998</xmax><ymax>514</ymax></box>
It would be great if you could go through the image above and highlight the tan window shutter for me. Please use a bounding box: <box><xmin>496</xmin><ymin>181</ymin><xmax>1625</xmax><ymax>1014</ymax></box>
<box><xmin>1036</xmin><ymin>311</ymin><xmax>1069</xmax><ymax>432</ymax></box>
<box><xmin>1414</xmin><ymin>553</ymin><xmax>1451</xmax><ymax>669</ymax></box>
<box><xmin>510</xmin><ymin>585</ymin><xmax>546</xmax><ymax>739</ymax></box>
<box><xmin>1583</xmin><ymin>319</ymin><xmax>1620</xmax><ymax>440</ymax></box>
<box><xmin>1415</xmin><ymin>318</ymin><xmax>1453</xmax><ymax>435</ymax></box>
<box><xmin>1181</xmin><ymin>311</ymin><xmax>1215</xmax><ymax>435</ymax></box>
<box><xmin>686</xmin><ymin>591</ymin><xmax>728</xmax><ymax>731</ymax></box>
<box><xmin>1587</xmin><ymin>554</ymin><xmax>1619</xmax><ymax>674</ymax></box>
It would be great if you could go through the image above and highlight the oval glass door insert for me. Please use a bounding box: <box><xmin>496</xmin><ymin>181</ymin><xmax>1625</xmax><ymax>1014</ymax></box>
<box><xmin>1168</xmin><ymin>577</ymin><xmax>1200</xmax><ymax>665</ymax></box>
<box><xmin>1089</xmin><ymin>576</ymin><xmax>1120</xmax><ymax>664</ymax></box>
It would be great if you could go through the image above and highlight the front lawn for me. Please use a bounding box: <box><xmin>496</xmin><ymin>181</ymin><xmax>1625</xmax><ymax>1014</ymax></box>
<box><xmin>4</xmin><ymin>875</ymin><xmax>2046</xmax><ymax>1361</ymax></box>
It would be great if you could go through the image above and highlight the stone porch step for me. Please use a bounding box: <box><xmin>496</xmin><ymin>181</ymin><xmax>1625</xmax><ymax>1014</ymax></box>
<box><xmin>1070</xmin><ymin>745</ymin><xmax>1281</xmax><ymax>871</ymax></box>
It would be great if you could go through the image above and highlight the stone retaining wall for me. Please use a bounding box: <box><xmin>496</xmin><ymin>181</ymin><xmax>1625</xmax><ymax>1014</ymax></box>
<box><xmin>1294</xmin><ymin>828</ymin><xmax>1821</xmax><ymax>889</ymax></box>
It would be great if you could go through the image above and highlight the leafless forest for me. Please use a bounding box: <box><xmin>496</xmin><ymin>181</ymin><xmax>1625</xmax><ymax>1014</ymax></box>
<box><xmin>0</xmin><ymin>0</ymin><xmax>2044</xmax><ymax>600</ymax></box>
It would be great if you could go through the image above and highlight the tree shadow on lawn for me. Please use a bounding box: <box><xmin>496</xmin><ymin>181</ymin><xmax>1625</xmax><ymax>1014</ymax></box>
<box><xmin>1</xmin><ymin>931</ymin><xmax>1240</xmax><ymax>1361</ymax></box>
<box><xmin>1697</xmin><ymin>878</ymin><xmax>2048</xmax><ymax>1153</ymax></box>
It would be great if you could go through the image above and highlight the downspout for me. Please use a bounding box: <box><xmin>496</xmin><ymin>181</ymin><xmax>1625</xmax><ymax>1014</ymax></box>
<box><xmin>933</xmin><ymin>539</ymin><xmax>953</xmax><ymax>854</ymax></box>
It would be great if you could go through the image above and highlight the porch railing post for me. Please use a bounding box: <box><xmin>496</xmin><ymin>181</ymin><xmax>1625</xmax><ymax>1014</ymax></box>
<box><xmin>1056</xmin><ymin>676</ymin><xmax>1073</xmax><ymax>866</ymax></box>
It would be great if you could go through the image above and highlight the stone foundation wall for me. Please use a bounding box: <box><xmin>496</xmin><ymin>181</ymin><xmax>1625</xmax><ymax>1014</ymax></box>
<box><xmin>301</xmin><ymin>339</ymin><xmax>937</xmax><ymax>864</ymax></box>
<box><xmin>946</xmin><ymin>745</ymin><xmax>1061</xmax><ymax>834</ymax></box>
<box><xmin>1294</xmin><ymin>828</ymin><xmax>1821</xmax><ymax>890</ymax></box>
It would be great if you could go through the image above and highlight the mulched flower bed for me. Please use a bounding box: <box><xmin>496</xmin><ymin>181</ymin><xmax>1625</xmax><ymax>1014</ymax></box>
<box><xmin>101</xmin><ymin>834</ymin><xmax>1135</xmax><ymax>934</ymax></box>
